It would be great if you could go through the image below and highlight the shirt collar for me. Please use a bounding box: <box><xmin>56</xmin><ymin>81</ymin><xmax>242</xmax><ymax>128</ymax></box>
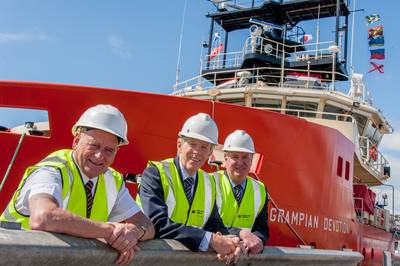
<box><xmin>225</xmin><ymin>171</ymin><xmax>246</xmax><ymax>189</ymax></box>
<box><xmin>178</xmin><ymin>157</ymin><xmax>196</xmax><ymax>181</ymax></box>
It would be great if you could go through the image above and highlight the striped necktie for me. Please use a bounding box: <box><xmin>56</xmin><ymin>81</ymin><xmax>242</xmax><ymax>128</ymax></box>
<box><xmin>183</xmin><ymin>176</ymin><xmax>194</xmax><ymax>202</ymax></box>
<box><xmin>84</xmin><ymin>180</ymin><xmax>94</xmax><ymax>218</ymax></box>
<box><xmin>233</xmin><ymin>185</ymin><xmax>242</xmax><ymax>204</ymax></box>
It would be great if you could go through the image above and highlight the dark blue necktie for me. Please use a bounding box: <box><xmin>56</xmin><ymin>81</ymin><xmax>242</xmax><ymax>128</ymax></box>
<box><xmin>183</xmin><ymin>176</ymin><xmax>194</xmax><ymax>202</ymax></box>
<box><xmin>234</xmin><ymin>185</ymin><xmax>242</xmax><ymax>204</ymax></box>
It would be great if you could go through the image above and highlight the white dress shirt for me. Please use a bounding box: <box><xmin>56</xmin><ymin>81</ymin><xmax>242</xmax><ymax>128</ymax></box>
<box><xmin>15</xmin><ymin>156</ymin><xmax>140</xmax><ymax>222</ymax></box>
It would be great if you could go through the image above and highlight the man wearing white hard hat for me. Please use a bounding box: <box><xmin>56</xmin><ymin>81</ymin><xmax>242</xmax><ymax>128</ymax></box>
<box><xmin>0</xmin><ymin>104</ymin><xmax>154</xmax><ymax>265</ymax></box>
<box><xmin>213</xmin><ymin>130</ymin><xmax>269</xmax><ymax>255</ymax></box>
<box><xmin>138</xmin><ymin>113</ymin><xmax>241</xmax><ymax>264</ymax></box>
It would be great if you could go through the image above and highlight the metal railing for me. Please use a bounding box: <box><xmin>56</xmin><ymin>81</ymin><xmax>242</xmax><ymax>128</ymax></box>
<box><xmin>358</xmin><ymin>136</ymin><xmax>389</xmax><ymax>177</ymax></box>
<box><xmin>254</xmin><ymin>107</ymin><xmax>354</xmax><ymax>122</ymax></box>
<box><xmin>202</xmin><ymin>36</ymin><xmax>342</xmax><ymax>72</ymax></box>
<box><xmin>243</xmin><ymin>36</ymin><xmax>339</xmax><ymax>62</ymax></box>
<box><xmin>210</xmin><ymin>0</ymin><xmax>266</xmax><ymax>10</ymax></box>
<box><xmin>203</xmin><ymin>51</ymin><xmax>244</xmax><ymax>71</ymax></box>
<box><xmin>173</xmin><ymin>65</ymin><xmax>348</xmax><ymax>94</ymax></box>
<box><xmin>353</xmin><ymin>197</ymin><xmax>364</xmax><ymax>223</ymax></box>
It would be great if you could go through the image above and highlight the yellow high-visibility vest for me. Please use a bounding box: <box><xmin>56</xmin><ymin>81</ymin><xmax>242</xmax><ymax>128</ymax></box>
<box><xmin>213</xmin><ymin>170</ymin><xmax>267</xmax><ymax>229</ymax></box>
<box><xmin>138</xmin><ymin>158</ymin><xmax>215</xmax><ymax>228</ymax></box>
<box><xmin>0</xmin><ymin>149</ymin><xmax>123</xmax><ymax>229</ymax></box>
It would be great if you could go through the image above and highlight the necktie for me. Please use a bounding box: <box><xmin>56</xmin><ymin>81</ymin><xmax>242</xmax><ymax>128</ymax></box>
<box><xmin>183</xmin><ymin>176</ymin><xmax>194</xmax><ymax>202</ymax></box>
<box><xmin>84</xmin><ymin>180</ymin><xmax>94</xmax><ymax>218</ymax></box>
<box><xmin>234</xmin><ymin>185</ymin><xmax>242</xmax><ymax>204</ymax></box>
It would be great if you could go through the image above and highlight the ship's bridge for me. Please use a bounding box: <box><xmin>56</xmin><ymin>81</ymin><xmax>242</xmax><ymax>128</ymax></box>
<box><xmin>202</xmin><ymin>0</ymin><xmax>350</xmax><ymax>85</ymax></box>
<box><xmin>172</xmin><ymin>68</ymin><xmax>392</xmax><ymax>186</ymax></box>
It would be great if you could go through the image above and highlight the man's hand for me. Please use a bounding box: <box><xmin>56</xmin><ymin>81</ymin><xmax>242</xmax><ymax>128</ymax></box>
<box><xmin>239</xmin><ymin>229</ymin><xmax>263</xmax><ymax>255</ymax></box>
<box><xmin>106</xmin><ymin>222</ymin><xmax>144</xmax><ymax>264</ymax></box>
<box><xmin>211</xmin><ymin>232</ymin><xmax>241</xmax><ymax>265</ymax></box>
<box><xmin>114</xmin><ymin>246</ymin><xmax>140</xmax><ymax>265</ymax></box>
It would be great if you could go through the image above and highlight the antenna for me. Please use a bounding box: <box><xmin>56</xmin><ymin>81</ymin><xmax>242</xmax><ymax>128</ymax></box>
<box><xmin>175</xmin><ymin>0</ymin><xmax>188</xmax><ymax>91</ymax></box>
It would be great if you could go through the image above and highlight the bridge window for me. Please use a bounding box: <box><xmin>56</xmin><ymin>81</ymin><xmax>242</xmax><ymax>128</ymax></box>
<box><xmin>337</xmin><ymin>157</ymin><xmax>343</xmax><ymax>177</ymax></box>
<box><xmin>252</xmin><ymin>98</ymin><xmax>281</xmax><ymax>111</ymax></box>
<box><xmin>352</xmin><ymin>113</ymin><xmax>367</xmax><ymax>135</ymax></box>
<box><xmin>322</xmin><ymin>104</ymin><xmax>344</xmax><ymax>120</ymax></box>
<box><xmin>345</xmin><ymin>161</ymin><xmax>350</xmax><ymax>180</ymax></box>
<box><xmin>220</xmin><ymin>98</ymin><xmax>245</xmax><ymax>106</ymax></box>
<box><xmin>285</xmin><ymin>101</ymin><xmax>318</xmax><ymax>117</ymax></box>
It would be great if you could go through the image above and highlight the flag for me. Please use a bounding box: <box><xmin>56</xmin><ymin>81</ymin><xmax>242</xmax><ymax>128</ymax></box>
<box><xmin>368</xmin><ymin>62</ymin><xmax>384</xmax><ymax>73</ymax></box>
<box><xmin>368</xmin><ymin>36</ymin><xmax>384</xmax><ymax>47</ymax></box>
<box><xmin>209</xmin><ymin>43</ymin><xmax>224</xmax><ymax>60</ymax></box>
<box><xmin>370</xmin><ymin>48</ymin><xmax>385</xmax><ymax>60</ymax></box>
<box><xmin>365</xmin><ymin>14</ymin><xmax>380</xmax><ymax>24</ymax></box>
<box><xmin>213</xmin><ymin>32</ymin><xmax>221</xmax><ymax>42</ymax></box>
<box><xmin>300</xmin><ymin>34</ymin><xmax>313</xmax><ymax>44</ymax></box>
<box><xmin>368</xmin><ymin>25</ymin><xmax>383</xmax><ymax>39</ymax></box>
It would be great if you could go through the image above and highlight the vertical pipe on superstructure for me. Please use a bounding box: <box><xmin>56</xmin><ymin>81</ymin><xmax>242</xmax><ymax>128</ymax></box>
<box><xmin>207</xmin><ymin>17</ymin><xmax>215</xmax><ymax>70</ymax></box>
<box><xmin>344</xmin><ymin>10</ymin><xmax>349</xmax><ymax>67</ymax></box>
<box><xmin>382</xmin><ymin>184</ymin><xmax>395</xmax><ymax>228</ymax></box>
<box><xmin>223</xmin><ymin>31</ymin><xmax>229</xmax><ymax>68</ymax></box>
<box><xmin>315</xmin><ymin>5</ymin><xmax>321</xmax><ymax>58</ymax></box>
<box><xmin>280</xmin><ymin>25</ymin><xmax>286</xmax><ymax>87</ymax></box>
<box><xmin>335</xmin><ymin>0</ymin><xmax>341</xmax><ymax>45</ymax></box>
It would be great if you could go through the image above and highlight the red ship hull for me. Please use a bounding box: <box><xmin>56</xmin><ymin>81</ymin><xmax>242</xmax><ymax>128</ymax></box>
<box><xmin>0</xmin><ymin>81</ymin><xmax>394</xmax><ymax>265</ymax></box>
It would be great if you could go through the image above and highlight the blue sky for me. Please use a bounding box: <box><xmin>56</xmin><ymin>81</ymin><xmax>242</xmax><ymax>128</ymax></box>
<box><xmin>1</xmin><ymin>1</ymin><xmax>400</xmax><ymax>210</ymax></box>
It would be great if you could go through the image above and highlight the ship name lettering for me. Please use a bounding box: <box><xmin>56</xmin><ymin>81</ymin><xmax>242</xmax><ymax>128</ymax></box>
<box><xmin>269</xmin><ymin>208</ymin><xmax>318</xmax><ymax>229</ymax></box>
<box><xmin>323</xmin><ymin>217</ymin><xmax>349</xmax><ymax>234</ymax></box>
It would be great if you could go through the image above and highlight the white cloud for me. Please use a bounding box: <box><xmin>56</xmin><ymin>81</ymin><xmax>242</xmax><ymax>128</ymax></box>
<box><xmin>372</xmin><ymin>186</ymin><xmax>400</xmax><ymax>214</ymax></box>
<box><xmin>107</xmin><ymin>35</ymin><xmax>131</xmax><ymax>58</ymax></box>
<box><xmin>381</xmin><ymin>130</ymin><xmax>400</xmax><ymax>152</ymax></box>
<box><xmin>372</xmin><ymin>154</ymin><xmax>400</xmax><ymax>214</ymax></box>
<box><xmin>0</xmin><ymin>32</ymin><xmax>50</xmax><ymax>43</ymax></box>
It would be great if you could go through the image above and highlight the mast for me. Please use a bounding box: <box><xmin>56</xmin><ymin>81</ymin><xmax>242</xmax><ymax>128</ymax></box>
<box><xmin>174</xmin><ymin>0</ymin><xmax>188</xmax><ymax>89</ymax></box>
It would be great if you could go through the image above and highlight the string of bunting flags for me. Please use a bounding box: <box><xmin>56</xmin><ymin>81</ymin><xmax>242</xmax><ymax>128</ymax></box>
<box><xmin>365</xmin><ymin>14</ymin><xmax>384</xmax><ymax>74</ymax></box>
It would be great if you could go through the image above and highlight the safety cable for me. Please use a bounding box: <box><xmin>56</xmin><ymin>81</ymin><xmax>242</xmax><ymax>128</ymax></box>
<box><xmin>0</xmin><ymin>133</ymin><xmax>26</xmax><ymax>193</ymax></box>
<box><xmin>268</xmin><ymin>195</ymin><xmax>307</xmax><ymax>246</ymax></box>
<box><xmin>253</xmin><ymin>173</ymin><xmax>307</xmax><ymax>246</ymax></box>
<box><xmin>208</xmin><ymin>161</ymin><xmax>308</xmax><ymax>246</ymax></box>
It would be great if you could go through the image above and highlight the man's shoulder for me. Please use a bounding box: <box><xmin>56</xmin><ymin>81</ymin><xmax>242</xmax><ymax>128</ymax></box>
<box><xmin>247</xmin><ymin>176</ymin><xmax>267</xmax><ymax>190</ymax></box>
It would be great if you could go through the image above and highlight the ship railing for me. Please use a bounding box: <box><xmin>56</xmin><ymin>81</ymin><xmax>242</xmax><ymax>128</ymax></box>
<box><xmin>201</xmin><ymin>36</ymin><xmax>342</xmax><ymax>72</ymax></box>
<box><xmin>358</xmin><ymin>136</ymin><xmax>389</xmax><ymax>177</ymax></box>
<box><xmin>210</xmin><ymin>0</ymin><xmax>266</xmax><ymax>10</ymax></box>
<box><xmin>173</xmin><ymin>65</ymin><xmax>348</xmax><ymax>94</ymax></box>
<box><xmin>353</xmin><ymin>197</ymin><xmax>365</xmax><ymax>223</ymax></box>
<box><xmin>242</xmin><ymin>36</ymin><xmax>341</xmax><ymax>63</ymax></box>
<box><xmin>253</xmin><ymin>107</ymin><xmax>354</xmax><ymax>122</ymax></box>
<box><xmin>202</xmin><ymin>51</ymin><xmax>245</xmax><ymax>71</ymax></box>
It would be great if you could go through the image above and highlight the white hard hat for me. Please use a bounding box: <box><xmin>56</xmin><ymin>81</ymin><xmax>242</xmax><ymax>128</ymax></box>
<box><xmin>179</xmin><ymin>113</ymin><xmax>218</xmax><ymax>145</ymax></box>
<box><xmin>72</xmin><ymin>104</ymin><xmax>129</xmax><ymax>145</ymax></box>
<box><xmin>223</xmin><ymin>130</ymin><xmax>255</xmax><ymax>153</ymax></box>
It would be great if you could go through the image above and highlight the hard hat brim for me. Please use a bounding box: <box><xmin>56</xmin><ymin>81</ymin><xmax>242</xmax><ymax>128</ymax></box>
<box><xmin>179</xmin><ymin>131</ymin><xmax>217</xmax><ymax>145</ymax></box>
<box><xmin>223</xmin><ymin>147</ymin><xmax>255</xmax><ymax>154</ymax></box>
<box><xmin>72</xmin><ymin>124</ymin><xmax>129</xmax><ymax>145</ymax></box>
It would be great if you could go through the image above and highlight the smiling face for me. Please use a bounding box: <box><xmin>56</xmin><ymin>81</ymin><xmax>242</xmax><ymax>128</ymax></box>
<box><xmin>72</xmin><ymin>128</ymin><xmax>119</xmax><ymax>178</ymax></box>
<box><xmin>177</xmin><ymin>136</ymin><xmax>213</xmax><ymax>176</ymax></box>
<box><xmin>224</xmin><ymin>151</ymin><xmax>253</xmax><ymax>184</ymax></box>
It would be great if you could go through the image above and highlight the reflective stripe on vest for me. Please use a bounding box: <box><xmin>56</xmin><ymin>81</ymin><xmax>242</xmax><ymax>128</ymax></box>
<box><xmin>151</xmin><ymin>158</ymin><xmax>215</xmax><ymax>228</ymax></box>
<box><xmin>0</xmin><ymin>149</ymin><xmax>123</xmax><ymax>229</ymax></box>
<box><xmin>213</xmin><ymin>171</ymin><xmax>267</xmax><ymax>229</ymax></box>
